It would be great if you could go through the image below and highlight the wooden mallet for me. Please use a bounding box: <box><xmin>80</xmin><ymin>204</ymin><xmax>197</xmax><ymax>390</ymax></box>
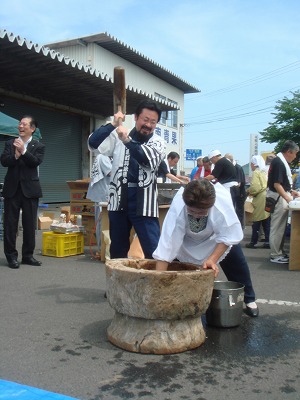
<box><xmin>113</xmin><ymin>66</ymin><xmax>126</xmax><ymax>123</ymax></box>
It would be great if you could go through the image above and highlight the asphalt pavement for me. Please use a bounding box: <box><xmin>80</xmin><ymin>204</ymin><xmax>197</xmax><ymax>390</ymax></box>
<box><xmin>0</xmin><ymin>220</ymin><xmax>299</xmax><ymax>400</ymax></box>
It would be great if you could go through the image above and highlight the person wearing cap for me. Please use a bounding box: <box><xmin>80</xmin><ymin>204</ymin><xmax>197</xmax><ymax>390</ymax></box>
<box><xmin>153</xmin><ymin>179</ymin><xmax>259</xmax><ymax>317</ymax></box>
<box><xmin>206</xmin><ymin>150</ymin><xmax>239</xmax><ymax>213</ymax></box>
<box><xmin>190</xmin><ymin>156</ymin><xmax>203</xmax><ymax>180</ymax></box>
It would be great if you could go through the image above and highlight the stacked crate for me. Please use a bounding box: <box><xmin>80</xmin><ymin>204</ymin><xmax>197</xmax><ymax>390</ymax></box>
<box><xmin>42</xmin><ymin>231</ymin><xmax>84</xmax><ymax>257</ymax></box>
<box><xmin>67</xmin><ymin>181</ymin><xmax>97</xmax><ymax>246</ymax></box>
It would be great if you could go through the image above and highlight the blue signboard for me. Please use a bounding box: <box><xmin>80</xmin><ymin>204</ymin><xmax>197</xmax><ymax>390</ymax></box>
<box><xmin>185</xmin><ymin>149</ymin><xmax>202</xmax><ymax>161</ymax></box>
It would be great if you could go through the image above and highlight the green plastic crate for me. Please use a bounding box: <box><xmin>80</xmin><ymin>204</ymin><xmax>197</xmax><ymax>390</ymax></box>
<box><xmin>42</xmin><ymin>231</ymin><xmax>84</xmax><ymax>257</ymax></box>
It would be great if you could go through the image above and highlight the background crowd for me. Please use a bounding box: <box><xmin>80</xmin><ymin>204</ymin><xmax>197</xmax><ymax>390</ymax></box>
<box><xmin>1</xmin><ymin>102</ymin><xmax>299</xmax><ymax>321</ymax></box>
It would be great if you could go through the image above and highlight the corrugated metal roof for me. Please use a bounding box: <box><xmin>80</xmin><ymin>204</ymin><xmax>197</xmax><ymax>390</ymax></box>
<box><xmin>47</xmin><ymin>32</ymin><xmax>200</xmax><ymax>95</ymax></box>
<box><xmin>0</xmin><ymin>29</ymin><xmax>198</xmax><ymax>117</ymax></box>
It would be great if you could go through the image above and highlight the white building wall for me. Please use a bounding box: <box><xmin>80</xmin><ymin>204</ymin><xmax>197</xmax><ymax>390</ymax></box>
<box><xmin>55</xmin><ymin>43</ymin><xmax>187</xmax><ymax>172</ymax></box>
<box><xmin>58</xmin><ymin>44</ymin><xmax>182</xmax><ymax>102</ymax></box>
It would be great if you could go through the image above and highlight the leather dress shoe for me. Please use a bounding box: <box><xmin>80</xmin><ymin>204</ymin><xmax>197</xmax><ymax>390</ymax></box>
<box><xmin>8</xmin><ymin>260</ymin><xmax>20</xmax><ymax>269</ymax></box>
<box><xmin>245</xmin><ymin>305</ymin><xmax>259</xmax><ymax>317</ymax></box>
<box><xmin>22</xmin><ymin>257</ymin><xmax>42</xmax><ymax>266</ymax></box>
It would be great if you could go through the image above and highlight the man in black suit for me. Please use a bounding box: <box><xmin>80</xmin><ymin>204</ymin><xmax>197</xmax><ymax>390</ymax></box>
<box><xmin>1</xmin><ymin>115</ymin><xmax>45</xmax><ymax>268</ymax></box>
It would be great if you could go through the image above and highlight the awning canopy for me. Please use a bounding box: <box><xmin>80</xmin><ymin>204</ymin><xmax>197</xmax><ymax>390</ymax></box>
<box><xmin>0</xmin><ymin>30</ymin><xmax>200</xmax><ymax>118</ymax></box>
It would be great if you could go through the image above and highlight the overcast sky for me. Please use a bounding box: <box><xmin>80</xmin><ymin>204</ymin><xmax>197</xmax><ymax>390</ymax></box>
<box><xmin>1</xmin><ymin>0</ymin><xmax>300</xmax><ymax>166</ymax></box>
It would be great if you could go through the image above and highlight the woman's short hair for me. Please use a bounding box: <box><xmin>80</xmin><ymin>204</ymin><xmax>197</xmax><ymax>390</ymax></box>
<box><xmin>182</xmin><ymin>179</ymin><xmax>216</xmax><ymax>209</ymax></box>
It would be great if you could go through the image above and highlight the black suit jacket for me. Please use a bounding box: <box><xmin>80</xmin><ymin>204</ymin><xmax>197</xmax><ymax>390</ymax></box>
<box><xmin>235</xmin><ymin>163</ymin><xmax>246</xmax><ymax>199</ymax></box>
<box><xmin>0</xmin><ymin>138</ymin><xmax>45</xmax><ymax>199</ymax></box>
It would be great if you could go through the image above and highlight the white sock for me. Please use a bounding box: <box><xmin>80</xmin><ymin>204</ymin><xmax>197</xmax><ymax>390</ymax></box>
<box><xmin>246</xmin><ymin>302</ymin><xmax>257</xmax><ymax>309</ymax></box>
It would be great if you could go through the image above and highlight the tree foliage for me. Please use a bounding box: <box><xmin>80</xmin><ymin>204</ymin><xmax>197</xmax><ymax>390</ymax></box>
<box><xmin>260</xmin><ymin>90</ymin><xmax>300</xmax><ymax>164</ymax></box>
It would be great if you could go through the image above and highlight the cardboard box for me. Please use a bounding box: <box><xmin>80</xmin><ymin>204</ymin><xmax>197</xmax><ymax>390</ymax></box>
<box><xmin>289</xmin><ymin>211</ymin><xmax>300</xmax><ymax>270</ymax></box>
<box><xmin>66</xmin><ymin>180</ymin><xmax>90</xmax><ymax>190</ymax></box>
<box><xmin>38</xmin><ymin>216</ymin><xmax>52</xmax><ymax>230</ymax></box>
<box><xmin>128</xmin><ymin>235</ymin><xmax>144</xmax><ymax>259</ymax></box>
<box><xmin>61</xmin><ymin>206</ymin><xmax>71</xmax><ymax>222</ymax></box>
<box><xmin>70</xmin><ymin>202</ymin><xmax>95</xmax><ymax>216</ymax></box>
<box><xmin>84</xmin><ymin>227</ymin><xmax>97</xmax><ymax>246</ymax></box>
<box><xmin>82</xmin><ymin>215</ymin><xmax>97</xmax><ymax>246</ymax></box>
<box><xmin>42</xmin><ymin>211</ymin><xmax>55</xmax><ymax>220</ymax></box>
<box><xmin>70</xmin><ymin>189</ymin><xmax>89</xmax><ymax>201</ymax></box>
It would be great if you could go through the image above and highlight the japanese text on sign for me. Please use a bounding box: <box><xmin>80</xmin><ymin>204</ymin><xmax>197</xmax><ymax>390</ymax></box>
<box><xmin>185</xmin><ymin>149</ymin><xmax>202</xmax><ymax>160</ymax></box>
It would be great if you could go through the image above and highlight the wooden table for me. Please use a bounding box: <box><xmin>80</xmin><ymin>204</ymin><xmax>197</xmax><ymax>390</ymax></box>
<box><xmin>100</xmin><ymin>204</ymin><xmax>170</xmax><ymax>261</ymax></box>
<box><xmin>289</xmin><ymin>209</ymin><xmax>300</xmax><ymax>271</ymax></box>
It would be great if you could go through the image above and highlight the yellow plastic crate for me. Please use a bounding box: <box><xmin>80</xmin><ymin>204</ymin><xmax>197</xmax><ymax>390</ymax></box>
<box><xmin>42</xmin><ymin>231</ymin><xmax>84</xmax><ymax>257</ymax></box>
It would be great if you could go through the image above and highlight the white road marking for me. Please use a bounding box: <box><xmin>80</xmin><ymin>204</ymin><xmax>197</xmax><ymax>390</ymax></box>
<box><xmin>256</xmin><ymin>299</ymin><xmax>300</xmax><ymax>307</ymax></box>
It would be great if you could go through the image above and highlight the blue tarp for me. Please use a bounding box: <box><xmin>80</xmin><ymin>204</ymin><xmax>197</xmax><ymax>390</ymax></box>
<box><xmin>0</xmin><ymin>380</ymin><xmax>80</xmax><ymax>400</ymax></box>
<box><xmin>0</xmin><ymin>111</ymin><xmax>42</xmax><ymax>141</ymax></box>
